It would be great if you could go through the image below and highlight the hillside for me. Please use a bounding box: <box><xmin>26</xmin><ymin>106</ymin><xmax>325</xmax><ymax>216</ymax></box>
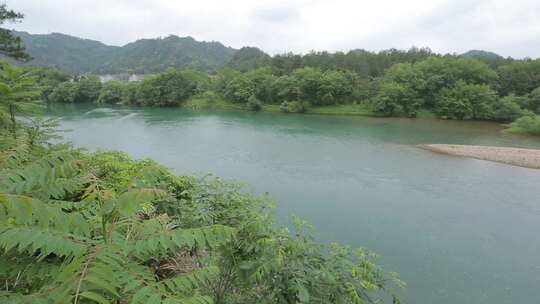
<box><xmin>13</xmin><ymin>31</ymin><xmax>115</xmax><ymax>73</ymax></box>
<box><xmin>226</xmin><ymin>46</ymin><xmax>270</xmax><ymax>71</ymax></box>
<box><xmin>460</xmin><ymin>49</ymin><xmax>510</xmax><ymax>67</ymax></box>
<box><xmin>461</xmin><ymin>49</ymin><xmax>504</xmax><ymax>60</ymax></box>
<box><xmin>12</xmin><ymin>31</ymin><xmax>237</xmax><ymax>74</ymax></box>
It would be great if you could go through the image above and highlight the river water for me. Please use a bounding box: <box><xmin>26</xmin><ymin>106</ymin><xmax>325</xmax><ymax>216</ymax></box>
<box><xmin>48</xmin><ymin>104</ymin><xmax>540</xmax><ymax>304</ymax></box>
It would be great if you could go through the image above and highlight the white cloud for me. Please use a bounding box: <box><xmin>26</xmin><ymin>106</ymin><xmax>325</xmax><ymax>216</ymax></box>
<box><xmin>4</xmin><ymin>0</ymin><xmax>540</xmax><ymax>58</ymax></box>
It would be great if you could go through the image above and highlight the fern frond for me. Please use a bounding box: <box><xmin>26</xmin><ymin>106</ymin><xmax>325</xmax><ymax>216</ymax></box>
<box><xmin>0</xmin><ymin>254</ymin><xmax>62</xmax><ymax>293</ymax></box>
<box><xmin>131</xmin><ymin>225</ymin><xmax>235</xmax><ymax>259</ymax></box>
<box><xmin>0</xmin><ymin>138</ymin><xmax>30</xmax><ymax>169</ymax></box>
<box><xmin>160</xmin><ymin>266</ymin><xmax>218</xmax><ymax>296</ymax></box>
<box><xmin>0</xmin><ymin>291</ymin><xmax>50</xmax><ymax>304</ymax></box>
<box><xmin>0</xmin><ymin>226</ymin><xmax>89</xmax><ymax>258</ymax></box>
<box><xmin>49</xmin><ymin>246</ymin><xmax>126</xmax><ymax>304</ymax></box>
<box><xmin>0</xmin><ymin>152</ymin><xmax>86</xmax><ymax>200</ymax></box>
<box><xmin>0</xmin><ymin>194</ymin><xmax>91</xmax><ymax>236</ymax></box>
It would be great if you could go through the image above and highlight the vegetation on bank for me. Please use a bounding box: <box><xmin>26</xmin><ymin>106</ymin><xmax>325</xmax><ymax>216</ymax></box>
<box><xmin>505</xmin><ymin>113</ymin><xmax>540</xmax><ymax>136</ymax></box>
<box><xmin>7</xmin><ymin>7</ymin><xmax>540</xmax><ymax>135</ymax></box>
<box><xmin>36</xmin><ymin>54</ymin><xmax>540</xmax><ymax>135</ymax></box>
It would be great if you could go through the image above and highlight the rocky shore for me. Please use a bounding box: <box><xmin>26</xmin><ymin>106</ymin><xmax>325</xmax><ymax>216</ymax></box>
<box><xmin>418</xmin><ymin>144</ymin><xmax>540</xmax><ymax>169</ymax></box>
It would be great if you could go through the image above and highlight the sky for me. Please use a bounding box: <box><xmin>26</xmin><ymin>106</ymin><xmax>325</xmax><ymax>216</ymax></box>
<box><xmin>4</xmin><ymin>0</ymin><xmax>540</xmax><ymax>58</ymax></box>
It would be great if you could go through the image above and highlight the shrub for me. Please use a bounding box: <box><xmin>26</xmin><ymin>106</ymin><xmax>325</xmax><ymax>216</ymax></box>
<box><xmin>492</xmin><ymin>95</ymin><xmax>524</xmax><ymax>122</ymax></box>
<box><xmin>280</xmin><ymin>100</ymin><xmax>307</xmax><ymax>113</ymax></box>
<box><xmin>435</xmin><ymin>81</ymin><xmax>497</xmax><ymax>120</ymax></box>
<box><xmin>372</xmin><ymin>81</ymin><xmax>422</xmax><ymax>117</ymax></box>
<box><xmin>246</xmin><ymin>95</ymin><xmax>263</xmax><ymax>111</ymax></box>
<box><xmin>97</xmin><ymin>81</ymin><xmax>125</xmax><ymax>104</ymax></box>
<box><xmin>508</xmin><ymin>114</ymin><xmax>540</xmax><ymax>135</ymax></box>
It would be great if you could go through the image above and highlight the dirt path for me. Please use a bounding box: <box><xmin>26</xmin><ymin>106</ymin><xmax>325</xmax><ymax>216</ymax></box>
<box><xmin>418</xmin><ymin>144</ymin><xmax>540</xmax><ymax>169</ymax></box>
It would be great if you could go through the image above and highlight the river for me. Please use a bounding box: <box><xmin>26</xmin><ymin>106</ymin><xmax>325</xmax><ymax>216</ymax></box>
<box><xmin>48</xmin><ymin>103</ymin><xmax>540</xmax><ymax>304</ymax></box>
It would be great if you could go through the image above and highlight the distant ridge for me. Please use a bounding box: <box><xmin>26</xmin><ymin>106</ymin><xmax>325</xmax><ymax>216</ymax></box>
<box><xmin>9</xmin><ymin>31</ymin><xmax>523</xmax><ymax>75</ymax></box>
<box><xmin>460</xmin><ymin>50</ymin><xmax>504</xmax><ymax>60</ymax></box>
<box><xmin>11</xmin><ymin>31</ymin><xmax>237</xmax><ymax>74</ymax></box>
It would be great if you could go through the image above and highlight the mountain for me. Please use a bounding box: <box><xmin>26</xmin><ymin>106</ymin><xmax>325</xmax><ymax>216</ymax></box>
<box><xmin>460</xmin><ymin>49</ymin><xmax>511</xmax><ymax>68</ymax></box>
<box><xmin>461</xmin><ymin>50</ymin><xmax>504</xmax><ymax>60</ymax></box>
<box><xmin>13</xmin><ymin>31</ymin><xmax>115</xmax><ymax>74</ymax></box>
<box><xmin>12</xmin><ymin>31</ymin><xmax>237</xmax><ymax>74</ymax></box>
<box><xmin>226</xmin><ymin>47</ymin><xmax>270</xmax><ymax>71</ymax></box>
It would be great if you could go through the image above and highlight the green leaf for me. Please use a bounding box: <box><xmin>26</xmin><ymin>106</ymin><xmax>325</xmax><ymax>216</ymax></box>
<box><xmin>78</xmin><ymin>291</ymin><xmax>111</xmax><ymax>304</ymax></box>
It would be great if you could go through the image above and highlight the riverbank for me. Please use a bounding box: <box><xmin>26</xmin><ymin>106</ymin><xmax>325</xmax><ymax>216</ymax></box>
<box><xmin>418</xmin><ymin>144</ymin><xmax>540</xmax><ymax>169</ymax></box>
<box><xmin>184</xmin><ymin>97</ymin><xmax>379</xmax><ymax>116</ymax></box>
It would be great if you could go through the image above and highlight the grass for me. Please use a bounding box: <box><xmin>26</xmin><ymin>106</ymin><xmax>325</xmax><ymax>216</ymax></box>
<box><xmin>502</xmin><ymin>126</ymin><xmax>533</xmax><ymax>136</ymax></box>
<box><xmin>184</xmin><ymin>97</ymin><xmax>244</xmax><ymax>111</ymax></box>
<box><xmin>415</xmin><ymin>109</ymin><xmax>437</xmax><ymax>119</ymax></box>
<box><xmin>306</xmin><ymin>103</ymin><xmax>377</xmax><ymax>116</ymax></box>
<box><xmin>185</xmin><ymin>97</ymin><xmax>378</xmax><ymax>117</ymax></box>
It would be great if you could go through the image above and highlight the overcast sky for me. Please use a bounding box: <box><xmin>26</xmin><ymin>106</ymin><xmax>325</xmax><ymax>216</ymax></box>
<box><xmin>4</xmin><ymin>0</ymin><xmax>540</xmax><ymax>58</ymax></box>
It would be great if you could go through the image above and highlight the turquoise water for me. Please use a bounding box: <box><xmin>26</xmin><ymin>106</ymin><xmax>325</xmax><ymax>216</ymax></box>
<box><xmin>49</xmin><ymin>104</ymin><xmax>540</xmax><ymax>304</ymax></box>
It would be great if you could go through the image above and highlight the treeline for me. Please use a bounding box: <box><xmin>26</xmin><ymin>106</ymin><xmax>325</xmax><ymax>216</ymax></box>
<box><xmin>371</xmin><ymin>57</ymin><xmax>539</xmax><ymax>121</ymax></box>
<box><xmin>33</xmin><ymin>40</ymin><xmax>540</xmax><ymax>134</ymax></box>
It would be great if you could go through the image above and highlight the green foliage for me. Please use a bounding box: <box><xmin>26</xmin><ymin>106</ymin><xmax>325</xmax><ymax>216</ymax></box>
<box><xmin>227</xmin><ymin>47</ymin><xmax>270</xmax><ymax>72</ymax></box>
<box><xmin>435</xmin><ymin>82</ymin><xmax>497</xmax><ymax>120</ymax></box>
<box><xmin>48</xmin><ymin>76</ymin><xmax>102</xmax><ymax>104</ymax></box>
<box><xmin>15</xmin><ymin>32</ymin><xmax>235</xmax><ymax>74</ymax></box>
<box><xmin>280</xmin><ymin>101</ymin><xmax>307</xmax><ymax>113</ymax></box>
<box><xmin>246</xmin><ymin>95</ymin><xmax>262</xmax><ymax>111</ymax></box>
<box><xmin>498</xmin><ymin>59</ymin><xmax>540</xmax><ymax>96</ymax></box>
<box><xmin>527</xmin><ymin>87</ymin><xmax>540</xmax><ymax>114</ymax></box>
<box><xmin>492</xmin><ymin>95</ymin><xmax>525</xmax><ymax>122</ymax></box>
<box><xmin>372</xmin><ymin>81</ymin><xmax>422</xmax><ymax>117</ymax></box>
<box><xmin>35</xmin><ymin>67</ymin><xmax>70</xmax><ymax>102</ymax></box>
<box><xmin>222</xmin><ymin>66</ymin><xmax>354</xmax><ymax>106</ymax></box>
<box><xmin>74</xmin><ymin>75</ymin><xmax>102</xmax><ymax>103</ymax></box>
<box><xmin>0</xmin><ymin>5</ymin><xmax>30</xmax><ymax>61</ymax></box>
<box><xmin>0</xmin><ymin>64</ymin><xmax>41</xmax><ymax>136</ymax></box>
<box><xmin>97</xmin><ymin>81</ymin><xmax>124</xmax><ymax>104</ymax></box>
<box><xmin>223</xmin><ymin>74</ymin><xmax>255</xmax><ymax>103</ymax></box>
<box><xmin>133</xmin><ymin>69</ymin><xmax>198</xmax><ymax>106</ymax></box>
<box><xmin>49</xmin><ymin>81</ymin><xmax>77</xmax><ymax>103</ymax></box>
<box><xmin>0</xmin><ymin>142</ymin><xmax>236</xmax><ymax>304</ymax></box>
<box><xmin>507</xmin><ymin>114</ymin><xmax>540</xmax><ymax>136</ymax></box>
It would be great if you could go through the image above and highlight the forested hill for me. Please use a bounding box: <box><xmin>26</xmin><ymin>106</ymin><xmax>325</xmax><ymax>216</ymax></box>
<box><xmin>12</xmin><ymin>30</ymin><xmax>514</xmax><ymax>76</ymax></box>
<box><xmin>12</xmin><ymin>31</ymin><xmax>237</xmax><ymax>74</ymax></box>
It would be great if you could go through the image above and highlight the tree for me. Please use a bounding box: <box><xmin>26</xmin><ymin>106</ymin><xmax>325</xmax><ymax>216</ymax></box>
<box><xmin>35</xmin><ymin>67</ymin><xmax>70</xmax><ymax>102</ymax></box>
<box><xmin>49</xmin><ymin>81</ymin><xmax>77</xmax><ymax>103</ymax></box>
<box><xmin>223</xmin><ymin>74</ymin><xmax>255</xmax><ymax>103</ymax></box>
<box><xmin>435</xmin><ymin>82</ymin><xmax>497</xmax><ymax>120</ymax></box>
<box><xmin>0</xmin><ymin>64</ymin><xmax>41</xmax><ymax>137</ymax></box>
<box><xmin>0</xmin><ymin>4</ymin><xmax>30</xmax><ymax>61</ymax></box>
<box><xmin>74</xmin><ymin>75</ymin><xmax>102</xmax><ymax>103</ymax></box>
<box><xmin>372</xmin><ymin>81</ymin><xmax>422</xmax><ymax>117</ymax></box>
<box><xmin>492</xmin><ymin>95</ymin><xmax>524</xmax><ymax>122</ymax></box>
<box><xmin>246</xmin><ymin>94</ymin><xmax>262</xmax><ymax>111</ymax></box>
<box><xmin>136</xmin><ymin>69</ymin><xmax>197</xmax><ymax>106</ymax></box>
<box><xmin>97</xmin><ymin>81</ymin><xmax>125</xmax><ymax>104</ymax></box>
<box><xmin>508</xmin><ymin>113</ymin><xmax>540</xmax><ymax>135</ymax></box>
<box><xmin>497</xmin><ymin>60</ymin><xmax>540</xmax><ymax>96</ymax></box>
<box><xmin>527</xmin><ymin>87</ymin><xmax>540</xmax><ymax>114</ymax></box>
